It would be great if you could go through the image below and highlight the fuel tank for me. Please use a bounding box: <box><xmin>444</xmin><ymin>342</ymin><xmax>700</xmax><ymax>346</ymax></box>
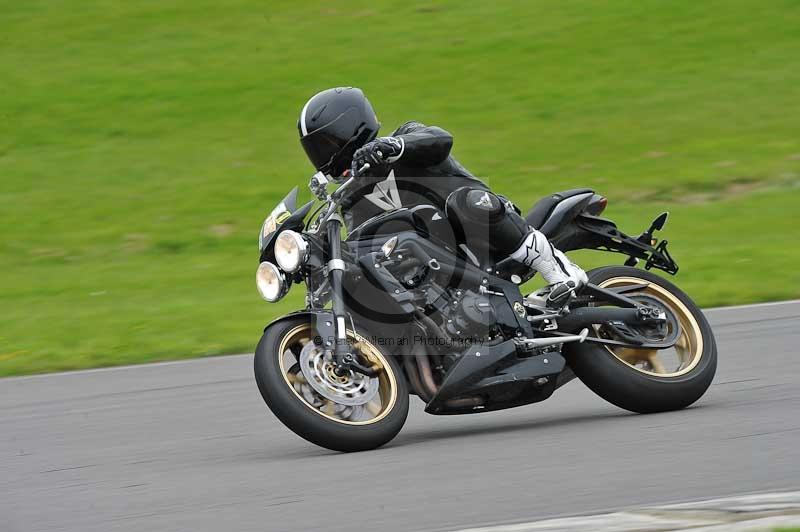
<box><xmin>346</xmin><ymin>205</ymin><xmax>458</xmax><ymax>252</ymax></box>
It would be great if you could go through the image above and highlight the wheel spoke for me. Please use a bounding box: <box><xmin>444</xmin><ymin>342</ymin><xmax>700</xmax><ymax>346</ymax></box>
<box><xmin>647</xmin><ymin>352</ymin><xmax>668</xmax><ymax>374</ymax></box>
<box><xmin>278</xmin><ymin>324</ymin><xmax>398</xmax><ymax>425</ymax></box>
<box><xmin>675</xmin><ymin>334</ymin><xmax>689</xmax><ymax>350</ymax></box>
<box><xmin>596</xmin><ymin>277</ymin><xmax>704</xmax><ymax>378</ymax></box>
<box><xmin>322</xmin><ymin>400</ymin><xmax>337</xmax><ymax>416</ymax></box>
<box><xmin>365</xmin><ymin>399</ymin><xmax>382</xmax><ymax>416</ymax></box>
<box><xmin>614</xmin><ymin>347</ymin><xmax>653</xmax><ymax>364</ymax></box>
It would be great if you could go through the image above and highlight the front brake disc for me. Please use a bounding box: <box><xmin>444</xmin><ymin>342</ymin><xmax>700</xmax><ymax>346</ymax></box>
<box><xmin>298</xmin><ymin>342</ymin><xmax>379</xmax><ymax>406</ymax></box>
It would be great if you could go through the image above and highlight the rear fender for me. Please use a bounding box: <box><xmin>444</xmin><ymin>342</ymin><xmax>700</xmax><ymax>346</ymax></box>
<box><xmin>563</xmin><ymin>214</ymin><xmax>679</xmax><ymax>274</ymax></box>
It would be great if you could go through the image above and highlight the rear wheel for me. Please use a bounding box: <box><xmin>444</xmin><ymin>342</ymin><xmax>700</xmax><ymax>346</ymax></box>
<box><xmin>563</xmin><ymin>266</ymin><xmax>717</xmax><ymax>413</ymax></box>
<box><xmin>254</xmin><ymin>316</ymin><xmax>409</xmax><ymax>452</ymax></box>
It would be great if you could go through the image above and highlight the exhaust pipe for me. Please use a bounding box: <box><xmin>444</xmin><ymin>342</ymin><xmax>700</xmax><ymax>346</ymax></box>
<box><xmin>414</xmin><ymin>344</ymin><xmax>439</xmax><ymax>399</ymax></box>
<box><xmin>403</xmin><ymin>355</ymin><xmax>431</xmax><ymax>402</ymax></box>
<box><xmin>445</xmin><ymin>396</ymin><xmax>485</xmax><ymax>409</ymax></box>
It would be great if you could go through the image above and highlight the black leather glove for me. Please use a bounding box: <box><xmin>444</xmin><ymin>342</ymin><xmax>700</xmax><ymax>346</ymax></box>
<box><xmin>351</xmin><ymin>137</ymin><xmax>404</xmax><ymax>177</ymax></box>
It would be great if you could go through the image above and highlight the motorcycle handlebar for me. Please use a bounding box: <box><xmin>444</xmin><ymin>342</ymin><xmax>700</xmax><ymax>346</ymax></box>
<box><xmin>311</xmin><ymin>162</ymin><xmax>372</xmax><ymax>230</ymax></box>
<box><xmin>331</xmin><ymin>163</ymin><xmax>370</xmax><ymax>200</ymax></box>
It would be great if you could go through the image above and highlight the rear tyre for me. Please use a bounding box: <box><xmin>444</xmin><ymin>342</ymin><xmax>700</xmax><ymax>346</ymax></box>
<box><xmin>254</xmin><ymin>316</ymin><xmax>409</xmax><ymax>452</ymax></box>
<box><xmin>563</xmin><ymin>266</ymin><xmax>717</xmax><ymax>413</ymax></box>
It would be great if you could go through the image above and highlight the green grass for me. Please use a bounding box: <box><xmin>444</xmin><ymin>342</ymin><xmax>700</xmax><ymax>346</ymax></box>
<box><xmin>1</xmin><ymin>0</ymin><xmax>799</xmax><ymax>376</ymax></box>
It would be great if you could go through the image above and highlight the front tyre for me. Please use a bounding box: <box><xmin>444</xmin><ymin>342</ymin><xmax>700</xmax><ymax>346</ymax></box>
<box><xmin>564</xmin><ymin>266</ymin><xmax>717</xmax><ymax>413</ymax></box>
<box><xmin>254</xmin><ymin>316</ymin><xmax>409</xmax><ymax>452</ymax></box>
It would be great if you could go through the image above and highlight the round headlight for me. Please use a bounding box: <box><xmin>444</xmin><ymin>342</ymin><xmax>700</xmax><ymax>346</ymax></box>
<box><xmin>256</xmin><ymin>262</ymin><xmax>286</xmax><ymax>302</ymax></box>
<box><xmin>274</xmin><ymin>230</ymin><xmax>308</xmax><ymax>273</ymax></box>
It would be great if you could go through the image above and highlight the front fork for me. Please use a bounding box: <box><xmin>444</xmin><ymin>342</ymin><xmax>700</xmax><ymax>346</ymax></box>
<box><xmin>326</xmin><ymin>218</ymin><xmax>376</xmax><ymax>377</ymax></box>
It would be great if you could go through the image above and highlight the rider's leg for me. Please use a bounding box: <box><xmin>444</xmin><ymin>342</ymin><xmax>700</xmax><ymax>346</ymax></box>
<box><xmin>445</xmin><ymin>187</ymin><xmax>587</xmax><ymax>305</ymax></box>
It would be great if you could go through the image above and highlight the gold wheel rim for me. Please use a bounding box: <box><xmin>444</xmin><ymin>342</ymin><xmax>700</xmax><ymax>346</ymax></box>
<box><xmin>596</xmin><ymin>277</ymin><xmax>704</xmax><ymax>378</ymax></box>
<box><xmin>278</xmin><ymin>324</ymin><xmax>398</xmax><ymax>425</ymax></box>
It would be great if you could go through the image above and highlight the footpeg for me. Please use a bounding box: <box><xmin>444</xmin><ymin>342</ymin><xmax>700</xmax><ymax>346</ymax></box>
<box><xmin>546</xmin><ymin>281</ymin><xmax>577</xmax><ymax>309</ymax></box>
<box><xmin>515</xmin><ymin>328</ymin><xmax>589</xmax><ymax>350</ymax></box>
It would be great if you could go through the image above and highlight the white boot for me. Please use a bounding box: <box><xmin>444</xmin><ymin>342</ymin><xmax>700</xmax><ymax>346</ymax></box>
<box><xmin>511</xmin><ymin>230</ymin><xmax>588</xmax><ymax>306</ymax></box>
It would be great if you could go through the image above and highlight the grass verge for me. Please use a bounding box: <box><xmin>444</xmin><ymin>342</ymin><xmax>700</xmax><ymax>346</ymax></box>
<box><xmin>1</xmin><ymin>0</ymin><xmax>798</xmax><ymax>375</ymax></box>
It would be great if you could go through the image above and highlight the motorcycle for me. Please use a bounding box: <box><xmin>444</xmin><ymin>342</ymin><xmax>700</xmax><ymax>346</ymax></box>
<box><xmin>253</xmin><ymin>166</ymin><xmax>717</xmax><ymax>452</ymax></box>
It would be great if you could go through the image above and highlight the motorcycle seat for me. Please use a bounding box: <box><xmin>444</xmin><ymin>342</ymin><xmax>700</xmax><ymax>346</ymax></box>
<box><xmin>525</xmin><ymin>188</ymin><xmax>594</xmax><ymax>229</ymax></box>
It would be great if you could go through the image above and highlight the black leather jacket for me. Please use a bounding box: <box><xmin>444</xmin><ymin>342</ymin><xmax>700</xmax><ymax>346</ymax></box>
<box><xmin>342</xmin><ymin>121</ymin><xmax>488</xmax><ymax>229</ymax></box>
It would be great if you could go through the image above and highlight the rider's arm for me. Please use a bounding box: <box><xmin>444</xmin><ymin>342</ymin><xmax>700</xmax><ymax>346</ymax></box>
<box><xmin>391</xmin><ymin>121</ymin><xmax>454</xmax><ymax>166</ymax></box>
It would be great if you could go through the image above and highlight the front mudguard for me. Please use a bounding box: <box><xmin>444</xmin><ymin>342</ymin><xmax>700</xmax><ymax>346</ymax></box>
<box><xmin>262</xmin><ymin>310</ymin><xmax>337</xmax><ymax>350</ymax></box>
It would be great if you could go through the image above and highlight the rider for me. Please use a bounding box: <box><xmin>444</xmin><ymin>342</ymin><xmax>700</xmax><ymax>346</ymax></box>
<box><xmin>297</xmin><ymin>87</ymin><xmax>587</xmax><ymax>306</ymax></box>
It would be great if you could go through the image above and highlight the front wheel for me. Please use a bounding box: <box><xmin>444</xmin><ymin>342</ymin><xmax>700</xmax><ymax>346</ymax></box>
<box><xmin>563</xmin><ymin>266</ymin><xmax>717</xmax><ymax>413</ymax></box>
<box><xmin>254</xmin><ymin>316</ymin><xmax>409</xmax><ymax>452</ymax></box>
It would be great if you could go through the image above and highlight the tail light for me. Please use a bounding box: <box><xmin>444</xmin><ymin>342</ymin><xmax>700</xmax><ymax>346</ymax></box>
<box><xmin>585</xmin><ymin>194</ymin><xmax>608</xmax><ymax>216</ymax></box>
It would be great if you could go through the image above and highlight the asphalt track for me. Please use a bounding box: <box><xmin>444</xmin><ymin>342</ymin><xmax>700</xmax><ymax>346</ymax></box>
<box><xmin>2</xmin><ymin>301</ymin><xmax>798</xmax><ymax>532</ymax></box>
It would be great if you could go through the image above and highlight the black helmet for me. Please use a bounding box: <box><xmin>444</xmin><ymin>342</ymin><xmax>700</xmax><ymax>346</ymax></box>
<box><xmin>298</xmin><ymin>87</ymin><xmax>380</xmax><ymax>176</ymax></box>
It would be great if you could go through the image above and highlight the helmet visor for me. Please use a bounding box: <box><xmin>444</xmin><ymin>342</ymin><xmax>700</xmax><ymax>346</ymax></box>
<box><xmin>299</xmin><ymin>107</ymin><xmax>364</xmax><ymax>173</ymax></box>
